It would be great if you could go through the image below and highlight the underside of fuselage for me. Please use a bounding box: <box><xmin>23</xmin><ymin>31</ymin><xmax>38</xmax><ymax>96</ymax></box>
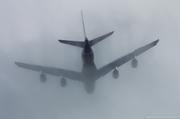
<box><xmin>81</xmin><ymin>38</ymin><xmax>97</xmax><ymax>93</ymax></box>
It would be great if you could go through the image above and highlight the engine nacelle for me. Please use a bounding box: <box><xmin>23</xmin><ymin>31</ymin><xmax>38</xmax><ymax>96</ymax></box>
<box><xmin>40</xmin><ymin>73</ymin><xmax>46</xmax><ymax>82</ymax></box>
<box><xmin>131</xmin><ymin>58</ymin><xmax>138</xmax><ymax>68</ymax></box>
<box><xmin>60</xmin><ymin>77</ymin><xmax>67</xmax><ymax>87</ymax></box>
<box><xmin>112</xmin><ymin>69</ymin><xmax>119</xmax><ymax>79</ymax></box>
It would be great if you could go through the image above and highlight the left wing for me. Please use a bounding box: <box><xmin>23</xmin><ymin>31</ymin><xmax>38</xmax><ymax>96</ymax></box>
<box><xmin>96</xmin><ymin>39</ymin><xmax>159</xmax><ymax>79</ymax></box>
<box><xmin>15</xmin><ymin>62</ymin><xmax>83</xmax><ymax>82</ymax></box>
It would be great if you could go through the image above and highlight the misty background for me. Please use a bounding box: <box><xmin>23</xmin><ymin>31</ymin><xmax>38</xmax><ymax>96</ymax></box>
<box><xmin>0</xmin><ymin>0</ymin><xmax>180</xmax><ymax>119</ymax></box>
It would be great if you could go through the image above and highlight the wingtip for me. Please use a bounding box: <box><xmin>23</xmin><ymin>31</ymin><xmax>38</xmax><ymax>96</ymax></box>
<box><xmin>154</xmin><ymin>39</ymin><xmax>159</xmax><ymax>45</ymax></box>
<box><xmin>156</xmin><ymin>39</ymin><xmax>160</xmax><ymax>43</ymax></box>
<box><xmin>108</xmin><ymin>31</ymin><xmax>114</xmax><ymax>35</ymax></box>
<box><xmin>58</xmin><ymin>40</ymin><xmax>62</xmax><ymax>43</ymax></box>
<box><xmin>14</xmin><ymin>62</ymin><xmax>19</xmax><ymax>66</ymax></box>
<box><xmin>58</xmin><ymin>40</ymin><xmax>66</xmax><ymax>43</ymax></box>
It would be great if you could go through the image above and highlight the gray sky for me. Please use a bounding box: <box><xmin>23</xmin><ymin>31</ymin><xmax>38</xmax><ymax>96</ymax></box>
<box><xmin>0</xmin><ymin>0</ymin><xmax>180</xmax><ymax>119</ymax></box>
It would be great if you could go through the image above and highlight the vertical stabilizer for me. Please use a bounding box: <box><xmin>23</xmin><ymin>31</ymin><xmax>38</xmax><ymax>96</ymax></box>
<box><xmin>81</xmin><ymin>11</ymin><xmax>87</xmax><ymax>40</ymax></box>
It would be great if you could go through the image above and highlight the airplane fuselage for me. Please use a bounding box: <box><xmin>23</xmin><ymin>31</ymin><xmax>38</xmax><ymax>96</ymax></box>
<box><xmin>81</xmin><ymin>38</ymin><xmax>97</xmax><ymax>93</ymax></box>
<box><xmin>82</xmin><ymin>39</ymin><xmax>94</xmax><ymax>63</ymax></box>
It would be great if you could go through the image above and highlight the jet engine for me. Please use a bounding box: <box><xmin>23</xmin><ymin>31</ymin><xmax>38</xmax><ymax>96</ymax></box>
<box><xmin>131</xmin><ymin>58</ymin><xmax>138</xmax><ymax>68</ymax></box>
<box><xmin>40</xmin><ymin>73</ymin><xmax>46</xmax><ymax>82</ymax></box>
<box><xmin>112</xmin><ymin>69</ymin><xmax>119</xmax><ymax>79</ymax></box>
<box><xmin>60</xmin><ymin>77</ymin><xmax>67</xmax><ymax>87</ymax></box>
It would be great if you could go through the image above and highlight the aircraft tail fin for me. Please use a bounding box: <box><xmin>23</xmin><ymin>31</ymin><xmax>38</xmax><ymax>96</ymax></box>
<box><xmin>58</xmin><ymin>40</ymin><xmax>84</xmax><ymax>48</ymax></box>
<box><xmin>89</xmin><ymin>31</ymin><xmax>114</xmax><ymax>46</ymax></box>
<box><xmin>81</xmin><ymin>10</ymin><xmax>87</xmax><ymax>40</ymax></box>
<box><xmin>58</xmin><ymin>12</ymin><xmax>114</xmax><ymax>48</ymax></box>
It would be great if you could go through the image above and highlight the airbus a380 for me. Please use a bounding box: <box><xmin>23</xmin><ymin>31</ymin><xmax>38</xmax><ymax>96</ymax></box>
<box><xmin>15</xmin><ymin>12</ymin><xmax>159</xmax><ymax>93</ymax></box>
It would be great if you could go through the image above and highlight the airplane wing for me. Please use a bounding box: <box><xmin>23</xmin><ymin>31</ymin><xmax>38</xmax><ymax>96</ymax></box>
<box><xmin>15</xmin><ymin>62</ymin><xmax>83</xmax><ymax>82</ymax></box>
<box><xmin>96</xmin><ymin>39</ymin><xmax>159</xmax><ymax>79</ymax></box>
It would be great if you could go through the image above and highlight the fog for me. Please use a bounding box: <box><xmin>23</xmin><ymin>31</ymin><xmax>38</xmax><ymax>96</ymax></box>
<box><xmin>0</xmin><ymin>0</ymin><xmax>180</xmax><ymax>119</ymax></box>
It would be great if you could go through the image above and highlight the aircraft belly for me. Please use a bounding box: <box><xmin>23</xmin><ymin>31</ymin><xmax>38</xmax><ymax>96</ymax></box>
<box><xmin>82</xmin><ymin>53</ymin><xmax>94</xmax><ymax>64</ymax></box>
<box><xmin>82</xmin><ymin>63</ymin><xmax>97</xmax><ymax>83</ymax></box>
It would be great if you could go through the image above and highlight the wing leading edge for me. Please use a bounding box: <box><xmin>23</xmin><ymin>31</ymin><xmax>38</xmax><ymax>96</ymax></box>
<box><xmin>15</xmin><ymin>62</ymin><xmax>83</xmax><ymax>82</ymax></box>
<box><xmin>96</xmin><ymin>39</ymin><xmax>159</xmax><ymax>79</ymax></box>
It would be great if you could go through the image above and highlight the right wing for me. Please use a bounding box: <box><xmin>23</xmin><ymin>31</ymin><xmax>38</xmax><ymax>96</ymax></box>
<box><xmin>96</xmin><ymin>39</ymin><xmax>159</xmax><ymax>79</ymax></box>
<box><xmin>15</xmin><ymin>62</ymin><xmax>83</xmax><ymax>82</ymax></box>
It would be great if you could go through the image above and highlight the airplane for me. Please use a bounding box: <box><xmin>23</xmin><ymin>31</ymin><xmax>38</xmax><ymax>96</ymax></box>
<box><xmin>15</xmin><ymin>11</ymin><xmax>159</xmax><ymax>94</ymax></box>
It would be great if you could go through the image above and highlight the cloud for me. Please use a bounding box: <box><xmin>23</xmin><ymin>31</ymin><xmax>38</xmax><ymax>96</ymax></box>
<box><xmin>0</xmin><ymin>0</ymin><xmax>179</xmax><ymax>119</ymax></box>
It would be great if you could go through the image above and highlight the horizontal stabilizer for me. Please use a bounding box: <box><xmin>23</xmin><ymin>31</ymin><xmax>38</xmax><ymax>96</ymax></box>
<box><xmin>58</xmin><ymin>40</ymin><xmax>84</xmax><ymax>48</ymax></box>
<box><xmin>89</xmin><ymin>31</ymin><xmax>114</xmax><ymax>46</ymax></box>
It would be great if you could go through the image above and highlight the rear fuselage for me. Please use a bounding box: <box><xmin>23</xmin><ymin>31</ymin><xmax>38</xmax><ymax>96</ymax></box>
<box><xmin>81</xmin><ymin>38</ymin><xmax>97</xmax><ymax>93</ymax></box>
